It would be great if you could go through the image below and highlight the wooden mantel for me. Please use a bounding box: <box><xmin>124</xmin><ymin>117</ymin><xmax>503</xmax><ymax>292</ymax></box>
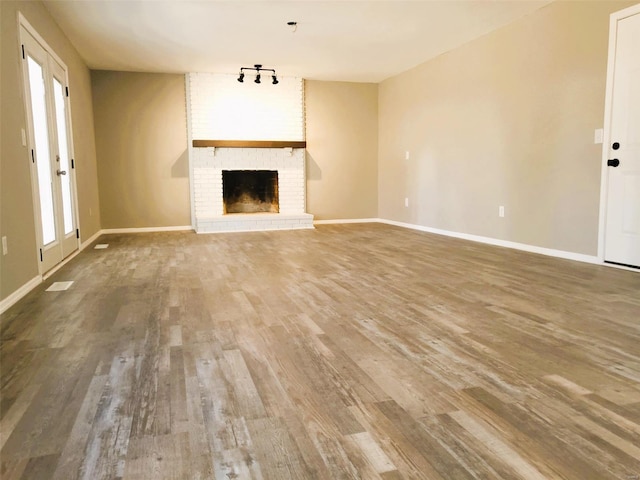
<box><xmin>192</xmin><ymin>140</ymin><xmax>306</xmax><ymax>148</ymax></box>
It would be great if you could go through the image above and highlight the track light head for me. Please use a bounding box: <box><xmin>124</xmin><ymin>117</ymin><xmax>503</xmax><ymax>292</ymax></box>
<box><xmin>254</xmin><ymin>74</ymin><xmax>261</xmax><ymax>84</ymax></box>
<box><xmin>237</xmin><ymin>72</ymin><xmax>244</xmax><ymax>83</ymax></box>
<box><xmin>272</xmin><ymin>75</ymin><xmax>279</xmax><ymax>85</ymax></box>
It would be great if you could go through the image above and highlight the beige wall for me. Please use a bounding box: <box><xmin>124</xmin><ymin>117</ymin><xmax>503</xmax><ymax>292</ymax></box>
<box><xmin>305</xmin><ymin>80</ymin><xmax>378</xmax><ymax>220</ymax></box>
<box><xmin>91</xmin><ymin>71</ymin><xmax>190</xmax><ymax>229</ymax></box>
<box><xmin>378</xmin><ymin>1</ymin><xmax>636</xmax><ymax>255</ymax></box>
<box><xmin>1</xmin><ymin>0</ymin><xmax>100</xmax><ymax>303</ymax></box>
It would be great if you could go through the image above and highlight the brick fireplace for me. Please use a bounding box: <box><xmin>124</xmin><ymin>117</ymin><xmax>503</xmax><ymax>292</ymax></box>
<box><xmin>192</xmin><ymin>145</ymin><xmax>313</xmax><ymax>233</ymax></box>
<box><xmin>187</xmin><ymin>73</ymin><xmax>313</xmax><ymax>233</ymax></box>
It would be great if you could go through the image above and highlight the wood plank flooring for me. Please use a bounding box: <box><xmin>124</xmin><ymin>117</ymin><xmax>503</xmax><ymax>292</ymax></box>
<box><xmin>1</xmin><ymin>223</ymin><xmax>639</xmax><ymax>479</ymax></box>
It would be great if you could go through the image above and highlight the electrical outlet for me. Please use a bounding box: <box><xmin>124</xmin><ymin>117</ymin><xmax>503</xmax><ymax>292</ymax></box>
<box><xmin>2</xmin><ymin>236</ymin><xmax>7</xmax><ymax>255</ymax></box>
<box><xmin>405</xmin><ymin>197</ymin><xmax>409</xmax><ymax>208</ymax></box>
<box><xmin>499</xmin><ymin>206</ymin><xmax>505</xmax><ymax>218</ymax></box>
<box><xmin>405</xmin><ymin>151</ymin><xmax>410</xmax><ymax>160</ymax></box>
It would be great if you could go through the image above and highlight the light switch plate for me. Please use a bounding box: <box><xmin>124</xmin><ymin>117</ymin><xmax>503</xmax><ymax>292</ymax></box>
<box><xmin>594</xmin><ymin>128</ymin><xmax>604</xmax><ymax>144</ymax></box>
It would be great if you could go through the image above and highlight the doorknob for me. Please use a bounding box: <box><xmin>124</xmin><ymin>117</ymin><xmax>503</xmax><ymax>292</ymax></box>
<box><xmin>607</xmin><ymin>159</ymin><xmax>620</xmax><ymax>167</ymax></box>
<box><xmin>56</xmin><ymin>169</ymin><xmax>67</xmax><ymax>176</ymax></box>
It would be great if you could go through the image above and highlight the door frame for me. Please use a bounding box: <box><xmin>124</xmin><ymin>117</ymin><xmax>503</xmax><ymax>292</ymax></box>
<box><xmin>597</xmin><ymin>3</ymin><xmax>640</xmax><ymax>266</ymax></box>
<box><xmin>18</xmin><ymin>12</ymin><xmax>81</xmax><ymax>275</ymax></box>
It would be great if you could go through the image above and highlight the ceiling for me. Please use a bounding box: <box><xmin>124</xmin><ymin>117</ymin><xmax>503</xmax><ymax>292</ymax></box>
<box><xmin>43</xmin><ymin>0</ymin><xmax>553</xmax><ymax>83</ymax></box>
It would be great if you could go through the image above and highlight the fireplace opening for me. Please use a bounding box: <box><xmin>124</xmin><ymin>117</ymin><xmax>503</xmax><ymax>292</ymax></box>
<box><xmin>222</xmin><ymin>170</ymin><xmax>279</xmax><ymax>214</ymax></box>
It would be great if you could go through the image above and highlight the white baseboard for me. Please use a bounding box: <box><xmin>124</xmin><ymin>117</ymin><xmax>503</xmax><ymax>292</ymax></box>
<box><xmin>1</xmin><ymin>227</ymin><xmax>108</xmax><ymax>315</ymax></box>
<box><xmin>0</xmin><ymin>218</ymin><xmax>622</xmax><ymax>316</ymax></box>
<box><xmin>80</xmin><ymin>229</ymin><xmax>104</xmax><ymax>250</ymax></box>
<box><xmin>43</xmin><ymin>249</ymin><xmax>81</xmax><ymax>280</ymax></box>
<box><xmin>378</xmin><ymin>218</ymin><xmax>600</xmax><ymax>265</ymax></box>
<box><xmin>0</xmin><ymin>275</ymin><xmax>42</xmax><ymax>315</ymax></box>
<box><xmin>314</xmin><ymin>218</ymin><xmax>379</xmax><ymax>225</ymax></box>
<box><xmin>0</xmin><ymin>225</ymin><xmax>123</xmax><ymax>314</ymax></box>
<box><xmin>101</xmin><ymin>226</ymin><xmax>194</xmax><ymax>234</ymax></box>
<box><xmin>45</xmin><ymin>228</ymin><xmax>111</xmax><ymax>280</ymax></box>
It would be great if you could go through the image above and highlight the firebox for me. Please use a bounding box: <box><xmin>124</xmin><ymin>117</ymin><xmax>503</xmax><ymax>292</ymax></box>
<box><xmin>222</xmin><ymin>170</ymin><xmax>279</xmax><ymax>214</ymax></box>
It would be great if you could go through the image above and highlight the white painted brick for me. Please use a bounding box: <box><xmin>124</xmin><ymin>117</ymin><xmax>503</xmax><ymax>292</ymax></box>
<box><xmin>188</xmin><ymin>73</ymin><xmax>312</xmax><ymax>232</ymax></box>
<box><xmin>188</xmin><ymin>73</ymin><xmax>303</xmax><ymax>141</ymax></box>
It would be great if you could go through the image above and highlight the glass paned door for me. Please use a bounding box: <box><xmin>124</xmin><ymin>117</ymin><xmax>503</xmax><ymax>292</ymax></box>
<box><xmin>26</xmin><ymin>56</ymin><xmax>57</xmax><ymax>246</ymax></box>
<box><xmin>20</xmin><ymin>23</ymin><xmax>79</xmax><ymax>272</ymax></box>
<box><xmin>52</xmin><ymin>71</ymin><xmax>75</xmax><ymax>236</ymax></box>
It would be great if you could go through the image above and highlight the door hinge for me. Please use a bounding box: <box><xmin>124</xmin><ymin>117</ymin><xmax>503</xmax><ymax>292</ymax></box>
<box><xmin>65</xmin><ymin>86</ymin><xmax>69</xmax><ymax>97</ymax></box>
<box><xmin>31</xmin><ymin>149</ymin><xmax>35</xmax><ymax>163</ymax></box>
<box><xmin>71</xmin><ymin>158</ymin><xmax>75</xmax><ymax>169</ymax></box>
<box><xmin>76</xmin><ymin>228</ymin><xmax>80</xmax><ymax>239</ymax></box>
<box><xmin>39</xmin><ymin>248</ymin><xmax>43</xmax><ymax>262</ymax></box>
<box><xmin>21</xmin><ymin>45</ymin><xmax>25</xmax><ymax>59</ymax></box>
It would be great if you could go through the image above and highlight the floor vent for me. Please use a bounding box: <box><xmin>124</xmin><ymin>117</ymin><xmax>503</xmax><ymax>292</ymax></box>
<box><xmin>46</xmin><ymin>281</ymin><xmax>74</xmax><ymax>292</ymax></box>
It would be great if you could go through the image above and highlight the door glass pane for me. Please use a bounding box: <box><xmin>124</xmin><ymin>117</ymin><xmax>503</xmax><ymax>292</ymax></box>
<box><xmin>53</xmin><ymin>78</ymin><xmax>74</xmax><ymax>234</ymax></box>
<box><xmin>27</xmin><ymin>56</ymin><xmax>56</xmax><ymax>245</ymax></box>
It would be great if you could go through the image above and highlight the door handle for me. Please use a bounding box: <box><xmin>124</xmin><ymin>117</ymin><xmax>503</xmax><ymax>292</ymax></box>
<box><xmin>56</xmin><ymin>169</ymin><xmax>67</xmax><ymax>176</ymax></box>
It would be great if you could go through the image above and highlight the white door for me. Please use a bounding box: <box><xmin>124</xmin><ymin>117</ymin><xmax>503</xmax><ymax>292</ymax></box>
<box><xmin>20</xmin><ymin>24</ymin><xmax>79</xmax><ymax>273</ymax></box>
<box><xmin>603</xmin><ymin>8</ymin><xmax>640</xmax><ymax>268</ymax></box>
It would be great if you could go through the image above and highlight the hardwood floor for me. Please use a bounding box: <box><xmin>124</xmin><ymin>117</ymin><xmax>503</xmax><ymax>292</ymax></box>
<box><xmin>1</xmin><ymin>223</ymin><xmax>639</xmax><ymax>479</ymax></box>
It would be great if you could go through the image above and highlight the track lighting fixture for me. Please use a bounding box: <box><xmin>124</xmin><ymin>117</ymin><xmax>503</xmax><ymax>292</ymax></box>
<box><xmin>237</xmin><ymin>64</ymin><xmax>278</xmax><ymax>85</ymax></box>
